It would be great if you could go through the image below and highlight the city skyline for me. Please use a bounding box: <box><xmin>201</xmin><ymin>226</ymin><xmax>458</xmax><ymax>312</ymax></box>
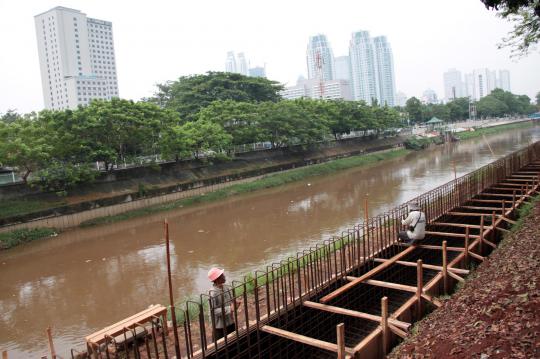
<box><xmin>1</xmin><ymin>0</ymin><xmax>539</xmax><ymax>113</ymax></box>
<box><xmin>444</xmin><ymin>67</ymin><xmax>511</xmax><ymax>102</ymax></box>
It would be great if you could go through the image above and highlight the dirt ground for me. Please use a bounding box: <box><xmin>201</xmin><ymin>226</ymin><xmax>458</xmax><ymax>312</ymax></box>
<box><xmin>389</xmin><ymin>203</ymin><xmax>540</xmax><ymax>358</ymax></box>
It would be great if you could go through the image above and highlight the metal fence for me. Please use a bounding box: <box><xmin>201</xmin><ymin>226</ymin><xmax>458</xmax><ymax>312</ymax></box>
<box><xmin>75</xmin><ymin>141</ymin><xmax>540</xmax><ymax>359</ymax></box>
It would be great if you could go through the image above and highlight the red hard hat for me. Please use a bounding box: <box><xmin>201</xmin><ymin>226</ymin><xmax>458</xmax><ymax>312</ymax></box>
<box><xmin>208</xmin><ymin>267</ymin><xmax>224</xmax><ymax>282</ymax></box>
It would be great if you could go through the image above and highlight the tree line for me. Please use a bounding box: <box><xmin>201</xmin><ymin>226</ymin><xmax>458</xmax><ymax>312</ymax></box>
<box><xmin>403</xmin><ymin>88</ymin><xmax>537</xmax><ymax>124</ymax></box>
<box><xmin>0</xmin><ymin>72</ymin><xmax>538</xmax><ymax>192</ymax></box>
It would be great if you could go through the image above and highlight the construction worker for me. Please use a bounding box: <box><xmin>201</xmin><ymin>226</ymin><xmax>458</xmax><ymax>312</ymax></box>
<box><xmin>208</xmin><ymin>268</ymin><xmax>236</xmax><ymax>340</ymax></box>
<box><xmin>398</xmin><ymin>202</ymin><xmax>426</xmax><ymax>245</ymax></box>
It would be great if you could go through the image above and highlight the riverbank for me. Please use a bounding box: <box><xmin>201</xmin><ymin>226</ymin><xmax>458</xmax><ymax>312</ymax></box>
<box><xmin>389</xmin><ymin>197</ymin><xmax>540</xmax><ymax>358</ymax></box>
<box><xmin>456</xmin><ymin>120</ymin><xmax>534</xmax><ymax>140</ymax></box>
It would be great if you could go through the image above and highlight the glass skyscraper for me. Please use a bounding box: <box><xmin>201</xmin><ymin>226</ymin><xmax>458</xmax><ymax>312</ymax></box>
<box><xmin>306</xmin><ymin>34</ymin><xmax>335</xmax><ymax>81</ymax></box>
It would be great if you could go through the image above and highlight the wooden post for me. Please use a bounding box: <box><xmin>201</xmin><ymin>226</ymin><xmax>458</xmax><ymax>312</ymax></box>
<box><xmin>2</xmin><ymin>351</ymin><xmax>8</xmax><ymax>359</ymax></box>
<box><xmin>164</xmin><ymin>219</ymin><xmax>182</xmax><ymax>359</ymax></box>
<box><xmin>381</xmin><ymin>296</ymin><xmax>389</xmax><ymax>356</ymax></box>
<box><xmin>512</xmin><ymin>190</ymin><xmax>516</xmax><ymax>209</ymax></box>
<box><xmin>464</xmin><ymin>226</ymin><xmax>470</xmax><ymax>267</ymax></box>
<box><xmin>336</xmin><ymin>323</ymin><xmax>345</xmax><ymax>359</ymax></box>
<box><xmin>442</xmin><ymin>241</ymin><xmax>448</xmax><ymax>295</ymax></box>
<box><xmin>46</xmin><ymin>327</ymin><xmax>56</xmax><ymax>359</ymax></box>
<box><xmin>452</xmin><ymin>160</ymin><xmax>457</xmax><ymax>180</ymax></box>
<box><xmin>416</xmin><ymin>260</ymin><xmax>423</xmax><ymax>320</ymax></box>
<box><xmin>364</xmin><ymin>194</ymin><xmax>369</xmax><ymax>224</ymax></box>
<box><xmin>491</xmin><ymin>211</ymin><xmax>496</xmax><ymax>242</ymax></box>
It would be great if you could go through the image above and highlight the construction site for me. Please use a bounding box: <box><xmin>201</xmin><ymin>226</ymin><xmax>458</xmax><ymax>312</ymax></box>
<box><xmin>17</xmin><ymin>140</ymin><xmax>529</xmax><ymax>359</ymax></box>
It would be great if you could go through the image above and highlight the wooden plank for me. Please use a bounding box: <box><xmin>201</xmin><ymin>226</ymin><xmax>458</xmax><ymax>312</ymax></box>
<box><xmin>425</xmin><ymin>230</ymin><xmax>480</xmax><ymax>239</ymax></box>
<box><xmin>417</xmin><ymin>260</ymin><xmax>423</xmax><ymax>319</ymax></box>
<box><xmin>86</xmin><ymin>305</ymin><xmax>167</xmax><ymax>345</ymax></box>
<box><xmin>499</xmin><ymin>216</ymin><xmax>517</xmax><ymax>225</ymax></box>
<box><xmin>319</xmin><ymin>246</ymin><xmax>415</xmax><ymax>303</ymax></box>
<box><xmin>389</xmin><ymin>323</ymin><xmax>408</xmax><ymax>339</ymax></box>
<box><xmin>421</xmin><ymin>294</ymin><xmax>443</xmax><ymax>308</ymax></box>
<box><xmin>261</xmin><ymin>325</ymin><xmax>353</xmax><ymax>355</ymax></box>
<box><xmin>468</xmin><ymin>199</ymin><xmax>506</xmax><ymax>204</ymax></box>
<box><xmin>345</xmin><ymin>276</ymin><xmax>417</xmax><ymax>293</ymax></box>
<box><xmin>477</xmin><ymin>193</ymin><xmax>515</xmax><ymax>198</ymax></box>
<box><xmin>429</xmin><ymin>222</ymin><xmax>492</xmax><ymax>230</ymax></box>
<box><xmin>303</xmin><ymin>301</ymin><xmax>410</xmax><ymax>330</ymax></box>
<box><xmin>353</xmin><ymin>327</ymin><xmax>382</xmax><ymax>353</ymax></box>
<box><xmin>397</xmin><ymin>243</ymin><xmax>465</xmax><ymax>252</ymax></box>
<box><xmin>459</xmin><ymin>206</ymin><xmax>503</xmax><ymax>211</ymax></box>
<box><xmin>381</xmin><ymin>297</ymin><xmax>389</xmax><ymax>356</ymax></box>
<box><xmin>372</xmin><ymin>258</ymin><xmax>470</xmax><ymax>275</ymax></box>
<box><xmin>448</xmin><ymin>271</ymin><xmax>465</xmax><ymax>283</ymax></box>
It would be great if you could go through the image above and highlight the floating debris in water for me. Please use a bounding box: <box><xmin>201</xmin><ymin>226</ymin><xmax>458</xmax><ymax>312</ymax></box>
<box><xmin>198</xmin><ymin>229</ymin><xmax>204</xmax><ymax>233</ymax></box>
<box><xmin>85</xmin><ymin>259</ymin><xmax>92</xmax><ymax>263</ymax></box>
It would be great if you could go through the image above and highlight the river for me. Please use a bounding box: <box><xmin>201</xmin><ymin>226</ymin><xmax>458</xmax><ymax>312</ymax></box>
<box><xmin>1</xmin><ymin>124</ymin><xmax>539</xmax><ymax>358</ymax></box>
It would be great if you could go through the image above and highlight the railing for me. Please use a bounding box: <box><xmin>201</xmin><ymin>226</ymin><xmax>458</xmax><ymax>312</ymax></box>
<box><xmin>72</xmin><ymin>141</ymin><xmax>540</xmax><ymax>359</ymax></box>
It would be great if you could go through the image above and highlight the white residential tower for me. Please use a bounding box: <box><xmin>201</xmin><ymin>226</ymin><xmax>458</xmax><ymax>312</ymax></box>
<box><xmin>35</xmin><ymin>6</ymin><xmax>119</xmax><ymax>110</ymax></box>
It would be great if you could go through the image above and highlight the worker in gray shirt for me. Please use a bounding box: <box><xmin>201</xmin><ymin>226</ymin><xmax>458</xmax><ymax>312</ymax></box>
<box><xmin>398</xmin><ymin>202</ymin><xmax>426</xmax><ymax>246</ymax></box>
<box><xmin>208</xmin><ymin>267</ymin><xmax>237</xmax><ymax>340</ymax></box>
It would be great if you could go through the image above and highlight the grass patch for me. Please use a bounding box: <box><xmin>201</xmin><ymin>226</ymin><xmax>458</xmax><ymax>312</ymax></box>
<box><xmin>456</xmin><ymin>121</ymin><xmax>532</xmax><ymax>140</ymax></box>
<box><xmin>0</xmin><ymin>227</ymin><xmax>57</xmax><ymax>249</ymax></box>
<box><xmin>0</xmin><ymin>199</ymin><xmax>67</xmax><ymax>219</ymax></box>
<box><xmin>81</xmin><ymin>148</ymin><xmax>410</xmax><ymax>227</ymax></box>
<box><xmin>509</xmin><ymin>194</ymin><xmax>540</xmax><ymax>233</ymax></box>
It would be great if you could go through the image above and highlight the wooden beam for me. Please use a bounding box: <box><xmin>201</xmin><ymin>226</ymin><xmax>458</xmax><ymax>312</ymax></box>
<box><xmin>261</xmin><ymin>325</ymin><xmax>353</xmax><ymax>354</ymax></box>
<box><xmin>302</xmin><ymin>301</ymin><xmax>410</xmax><ymax>331</ymax></box>
<box><xmin>319</xmin><ymin>246</ymin><xmax>415</xmax><ymax>303</ymax></box>
<box><xmin>448</xmin><ymin>271</ymin><xmax>465</xmax><ymax>283</ymax></box>
<box><xmin>421</xmin><ymin>293</ymin><xmax>443</xmax><ymax>308</ymax></box>
<box><xmin>2</xmin><ymin>351</ymin><xmax>7</xmax><ymax>359</ymax></box>
<box><xmin>447</xmin><ymin>211</ymin><xmax>501</xmax><ymax>217</ymax></box>
<box><xmin>429</xmin><ymin>222</ymin><xmax>492</xmax><ymax>230</ymax></box>
<box><xmin>442</xmin><ymin>241</ymin><xmax>448</xmax><ymax>294</ymax></box>
<box><xmin>337</xmin><ymin>323</ymin><xmax>346</xmax><ymax>359</ymax></box>
<box><xmin>417</xmin><ymin>259</ymin><xmax>423</xmax><ymax>320</ymax></box>
<box><xmin>468</xmin><ymin>199</ymin><xmax>506</xmax><ymax>204</ymax></box>
<box><xmin>459</xmin><ymin>206</ymin><xmax>503</xmax><ymax>211</ymax></box>
<box><xmin>425</xmin><ymin>230</ymin><xmax>481</xmax><ymax>239</ymax></box>
<box><xmin>46</xmin><ymin>327</ymin><xmax>56</xmax><ymax>359</ymax></box>
<box><xmin>499</xmin><ymin>216</ymin><xmax>517</xmax><ymax>225</ymax></box>
<box><xmin>478</xmin><ymin>193</ymin><xmax>515</xmax><ymax>197</ymax></box>
<box><xmin>388</xmin><ymin>323</ymin><xmax>408</xmax><ymax>339</ymax></box>
<box><xmin>469</xmin><ymin>251</ymin><xmax>484</xmax><ymax>262</ymax></box>
<box><xmin>397</xmin><ymin>243</ymin><xmax>465</xmax><ymax>252</ymax></box>
<box><xmin>352</xmin><ymin>327</ymin><xmax>382</xmax><ymax>354</ymax></box>
<box><xmin>345</xmin><ymin>276</ymin><xmax>417</xmax><ymax>293</ymax></box>
<box><xmin>372</xmin><ymin>258</ymin><xmax>469</xmax><ymax>275</ymax></box>
<box><xmin>381</xmin><ymin>297</ymin><xmax>389</xmax><ymax>356</ymax></box>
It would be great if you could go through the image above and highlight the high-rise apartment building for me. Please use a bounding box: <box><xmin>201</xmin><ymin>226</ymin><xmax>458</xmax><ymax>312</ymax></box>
<box><xmin>248</xmin><ymin>66</ymin><xmax>266</xmax><ymax>78</ymax></box>
<box><xmin>35</xmin><ymin>6</ymin><xmax>119</xmax><ymax>110</ymax></box>
<box><xmin>225</xmin><ymin>51</ymin><xmax>237</xmax><ymax>73</ymax></box>
<box><xmin>372</xmin><ymin>36</ymin><xmax>396</xmax><ymax>106</ymax></box>
<box><xmin>236</xmin><ymin>52</ymin><xmax>249</xmax><ymax>76</ymax></box>
<box><xmin>498</xmin><ymin>69</ymin><xmax>511</xmax><ymax>92</ymax></box>
<box><xmin>280</xmin><ymin>78</ymin><xmax>351</xmax><ymax>101</ymax></box>
<box><xmin>349</xmin><ymin>31</ymin><xmax>378</xmax><ymax>103</ymax></box>
<box><xmin>443</xmin><ymin>69</ymin><xmax>464</xmax><ymax>101</ymax></box>
<box><xmin>334</xmin><ymin>56</ymin><xmax>351</xmax><ymax>83</ymax></box>
<box><xmin>306</xmin><ymin>34</ymin><xmax>335</xmax><ymax>81</ymax></box>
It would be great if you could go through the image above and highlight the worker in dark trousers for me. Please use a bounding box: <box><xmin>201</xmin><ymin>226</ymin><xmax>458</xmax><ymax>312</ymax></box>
<box><xmin>398</xmin><ymin>202</ymin><xmax>426</xmax><ymax>245</ymax></box>
<box><xmin>208</xmin><ymin>268</ymin><xmax>237</xmax><ymax>340</ymax></box>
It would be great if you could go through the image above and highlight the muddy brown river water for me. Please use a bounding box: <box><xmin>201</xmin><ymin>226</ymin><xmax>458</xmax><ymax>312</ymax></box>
<box><xmin>1</xmin><ymin>125</ymin><xmax>539</xmax><ymax>358</ymax></box>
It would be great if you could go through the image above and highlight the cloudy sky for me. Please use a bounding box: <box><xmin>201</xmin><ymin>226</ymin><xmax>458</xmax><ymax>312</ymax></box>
<box><xmin>1</xmin><ymin>0</ymin><xmax>539</xmax><ymax>114</ymax></box>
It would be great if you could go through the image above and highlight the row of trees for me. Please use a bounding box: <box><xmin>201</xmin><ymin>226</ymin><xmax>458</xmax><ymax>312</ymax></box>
<box><xmin>1</xmin><ymin>72</ymin><xmax>538</xmax><ymax>192</ymax></box>
<box><xmin>403</xmin><ymin>88</ymin><xmax>537</xmax><ymax>124</ymax></box>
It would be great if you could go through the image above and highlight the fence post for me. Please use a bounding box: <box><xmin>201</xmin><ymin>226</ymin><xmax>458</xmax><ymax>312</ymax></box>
<box><xmin>442</xmin><ymin>241</ymin><xmax>448</xmax><ymax>295</ymax></box>
<box><xmin>464</xmin><ymin>226</ymin><xmax>470</xmax><ymax>267</ymax></box>
<box><xmin>46</xmin><ymin>326</ymin><xmax>56</xmax><ymax>359</ymax></box>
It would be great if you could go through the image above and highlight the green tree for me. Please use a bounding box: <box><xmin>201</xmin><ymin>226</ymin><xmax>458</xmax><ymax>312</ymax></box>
<box><xmin>151</xmin><ymin>72</ymin><xmax>283</xmax><ymax>121</ymax></box>
<box><xmin>447</xmin><ymin>98</ymin><xmax>470</xmax><ymax>121</ymax></box>
<box><xmin>536</xmin><ymin>91</ymin><xmax>540</xmax><ymax>106</ymax></box>
<box><xmin>476</xmin><ymin>96</ymin><xmax>509</xmax><ymax>117</ymax></box>
<box><xmin>0</xmin><ymin>109</ymin><xmax>21</xmax><ymax>123</ymax></box>
<box><xmin>198</xmin><ymin>100</ymin><xmax>263</xmax><ymax>146</ymax></box>
<box><xmin>481</xmin><ymin>0</ymin><xmax>540</xmax><ymax>56</ymax></box>
<box><xmin>0</xmin><ymin>118</ymin><xmax>53</xmax><ymax>182</ymax></box>
<box><xmin>405</xmin><ymin>97</ymin><xmax>423</xmax><ymax>123</ymax></box>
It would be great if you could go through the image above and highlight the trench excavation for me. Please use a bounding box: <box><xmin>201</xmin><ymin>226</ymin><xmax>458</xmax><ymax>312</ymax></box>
<box><xmin>76</xmin><ymin>143</ymin><xmax>540</xmax><ymax>359</ymax></box>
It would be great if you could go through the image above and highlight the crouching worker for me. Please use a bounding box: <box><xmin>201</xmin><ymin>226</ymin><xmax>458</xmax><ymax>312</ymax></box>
<box><xmin>208</xmin><ymin>267</ymin><xmax>237</xmax><ymax>341</ymax></box>
<box><xmin>398</xmin><ymin>202</ymin><xmax>426</xmax><ymax>246</ymax></box>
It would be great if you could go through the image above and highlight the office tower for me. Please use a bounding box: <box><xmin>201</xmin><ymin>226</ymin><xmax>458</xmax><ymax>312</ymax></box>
<box><xmin>498</xmin><ymin>70</ymin><xmax>511</xmax><ymax>92</ymax></box>
<box><xmin>443</xmin><ymin>69</ymin><xmax>464</xmax><ymax>101</ymax></box>
<box><xmin>306</xmin><ymin>34</ymin><xmax>335</xmax><ymax>81</ymax></box>
<box><xmin>349</xmin><ymin>31</ymin><xmax>379</xmax><ymax>104</ymax></box>
<box><xmin>248</xmin><ymin>66</ymin><xmax>266</xmax><ymax>78</ymax></box>
<box><xmin>35</xmin><ymin>6</ymin><xmax>119</xmax><ymax>110</ymax></box>
<box><xmin>470</xmin><ymin>68</ymin><xmax>497</xmax><ymax>100</ymax></box>
<box><xmin>372</xmin><ymin>36</ymin><xmax>396</xmax><ymax>106</ymax></box>
<box><xmin>225</xmin><ymin>51</ymin><xmax>237</xmax><ymax>73</ymax></box>
<box><xmin>237</xmin><ymin>52</ymin><xmax>249</xmax><ymax>76</ymax></box>
<box><xmin>334</xmin><ymin>56</ymin><xmax>351</xmax><ymax>83</ymax></box>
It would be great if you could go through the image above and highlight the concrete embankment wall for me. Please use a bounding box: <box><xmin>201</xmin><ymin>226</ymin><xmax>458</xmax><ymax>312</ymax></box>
<box><xmin>0</xmin><ymin>136</ymin><xmax>407</xmax><ymax>232</ymax></box>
